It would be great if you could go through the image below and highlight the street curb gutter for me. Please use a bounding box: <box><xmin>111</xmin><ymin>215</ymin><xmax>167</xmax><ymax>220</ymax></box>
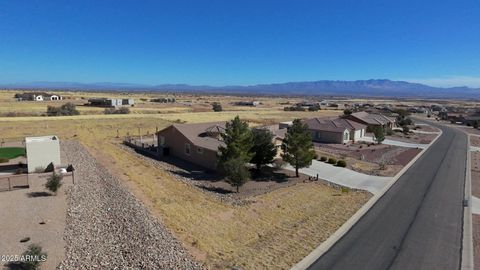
<box><xmin>462</xmin><ymin>135</ymin><xmax>474</xmax><ymax>270</ymax></box>
<box><xmin>291</xmin><ymin>128</ymin><xmax>443</xmax><ymax>270</ymax></box>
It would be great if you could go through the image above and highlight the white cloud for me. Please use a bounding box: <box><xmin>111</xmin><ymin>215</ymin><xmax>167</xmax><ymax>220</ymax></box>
<box><xmin>401</xmin><ymin>76</ymin><xmax>480</xmax><ymax>88</ymax></box>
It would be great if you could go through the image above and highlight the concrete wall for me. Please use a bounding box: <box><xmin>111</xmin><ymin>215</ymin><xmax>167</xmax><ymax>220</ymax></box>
<box><xmin>26</xmin><ymin>137</ymin><xmax>61</xmax><ymax>173</ymax></box>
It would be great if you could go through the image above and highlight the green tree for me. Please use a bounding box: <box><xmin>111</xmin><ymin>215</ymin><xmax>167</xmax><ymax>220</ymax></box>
<box><xmin>281</xmin><ymin>119</ymin><xmax>316</xmax><ymax>177</ymax></box>
<box><xmin>218</xmin><ymin>116</ymin><xmax>253</xmax><ymax>192</ymax></box>
<box><xmin>45</xmin><ymin>172</ymin><xmax>63</xmax><ymax>195</ymax></box>
<box><xmin>250</xmin><ymin>129</ymin><xmax>277</xmax><ymax>171</ymax></box>
<box><xmin>373</xmin><ymin>126</ymin><xmax>385</xmax><ymax>144</ymax></box>
<box><xmin>222</xmin><ymin>157</ymin><xmax>250</xmax><ymax>193</ymax></box>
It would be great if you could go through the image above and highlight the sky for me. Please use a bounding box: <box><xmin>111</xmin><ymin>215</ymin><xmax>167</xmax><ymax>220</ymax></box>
<box><xmin>0</xmin><ymin>0</ymin><xmax>479</xmax><ymax>87</ymax></box>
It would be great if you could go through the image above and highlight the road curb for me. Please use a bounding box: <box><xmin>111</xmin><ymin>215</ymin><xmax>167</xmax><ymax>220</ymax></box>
<box><xmin>462</xmin><ymin>135</ymin><xmax>474</xmax><ymax>270</ymax></box>
<box><xmin>291</xmin><ymin>126</ymin><xmax>443</xmax><ymax>270</ymax></box>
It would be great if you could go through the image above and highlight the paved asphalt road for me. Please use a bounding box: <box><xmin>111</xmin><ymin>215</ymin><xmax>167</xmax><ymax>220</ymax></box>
<box><xmin>309</xmin><ymin>123</ymin><xmax>468</xmax><ymax>270</ymax></box>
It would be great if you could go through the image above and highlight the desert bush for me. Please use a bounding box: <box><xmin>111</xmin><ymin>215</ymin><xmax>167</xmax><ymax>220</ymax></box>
<box><xmin>47</xmin><ymin>102</ymin><xmax>79</xmax><ymax>116</ymax></box>
<box><xmin>212</xmin><ymin>102</ymin><xmax>223</xmax><ymax>112</ymax></box>
<box><xmin>104</xmin><ymin>107</ymin><xmax>130</xmax><ymax>114</ymax></box>
<box><xmin>403</xmin><ymin>126</ymin><xmax>410</xmax><ymax>133</ymax></box>
<box><xmin>336</xmin><ymin>160</ymin><xmax>347</xmax><ymax>167</ymax></box>
<box><xmin>386</xmin><ymin>128</ymin><xmax>394</xmax><ymax>136</ymax></box>
<box><xmin>341</xmin><ymin>187</ymin><xmax>350</xmax><ymax>193</ymax></box>
<box><xmin>328</xmin><ymin>157</ymin><xmax>337</xmax><ymax>164</ymax></box>
<box><xmin>45</xmin><ymin>172</ymin><xmax>63</xmax><ymax>194</ymax></box>
<box><xmin>320</xmin><ymin>156</ymin><xmax>327</xmax><ymax>162</ymax></box>
<box><xmin>19</xmin><ymin>244</ymin><xmax>47</xmax><ymax>270</ymax></box>
<box><xmin>0</xmin><ymin>157</ymin><xmax>8</xmax><ymax>163</ymax></box>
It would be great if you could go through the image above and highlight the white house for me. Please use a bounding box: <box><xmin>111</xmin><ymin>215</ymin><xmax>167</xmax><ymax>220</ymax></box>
<box><xmin>25</xmin><ymin>135</ymin><xmax>61</xmax><ymax>173</ymax></box>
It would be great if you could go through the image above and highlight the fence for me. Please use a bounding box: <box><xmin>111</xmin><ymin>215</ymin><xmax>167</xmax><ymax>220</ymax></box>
<box><xmin>124</xmin><ymin>136</ymin><xmax>160</xmax><ymax>159</ymax></box>
<box><xmin>0</xmin><ymin>174</ymin><xmax>29</xmax><ymax>192</ymax></box>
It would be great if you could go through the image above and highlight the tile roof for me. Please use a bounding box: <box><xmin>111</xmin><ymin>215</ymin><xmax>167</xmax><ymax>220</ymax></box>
<box><xmin>350</xmin><ymin>111</ymin><xmax>396</xmax><ymax>125</ymax></box>
<box><xmin>304</xmin><ymin>118</ymin><xmax>366</xmax><ymax>133</ymax></box>
<box><xmin>170</xmin><ymin>122</ymin><xmax>226</xmax><ymax>151</ymax></box>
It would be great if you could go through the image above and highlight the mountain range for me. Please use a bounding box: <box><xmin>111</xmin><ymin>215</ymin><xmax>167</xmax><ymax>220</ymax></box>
<box><xmin>1</xmin><ymin>79</ymin><xmax>479</xmax><ymax>99</ymax></box>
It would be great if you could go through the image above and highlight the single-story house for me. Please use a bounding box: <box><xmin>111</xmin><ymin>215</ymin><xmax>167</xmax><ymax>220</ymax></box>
<box><xmin>87</xmin><ymin>98</ymin><xmax>134</xmax><ymax>107</ymax></box>
<box><xmin>304</xmin><ymin>118</ymin><xmax>367</xmax><ymax>144</ymax></box>
<box><xmin>345</xmin><ymin>111</ymin><xmax>396</xmax><ymax>130</ymax></box>
<box><xmin>156</xmin><ymin>122</ymin><xmax>225</xmax><ymax>170</ymax></box>
<box><xmin>25</xmin><ymin>135</ymin><xmax>61</xmax><ymax>173</ymax></box>
<box><xmin>233</xmin><ymin>101</ymin><xmax>260</xmax><ymax>106</ymax></box>
<box><xmin>15</xmin><ymin>92</ymin><xmax>62</xmax><ymax>101</ymax></box>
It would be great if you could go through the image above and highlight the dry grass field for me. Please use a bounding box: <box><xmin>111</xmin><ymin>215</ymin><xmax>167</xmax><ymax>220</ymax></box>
<box><xmin>0</xmin><ymin>90</ymin><xmax>371</xmax><ymax>269</ymax></box>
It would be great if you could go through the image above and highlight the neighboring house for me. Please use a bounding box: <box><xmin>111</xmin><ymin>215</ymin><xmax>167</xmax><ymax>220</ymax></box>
<box><xmin>233</xmin><ymin>101</ymin><xmax>260</xmax><ymax>106</ymax></box>
<box><xmin>445</xmin><ymin>113</ymin><xmax>466</xmax><ymax>123</ymax></box>
<box><xmin>156</xmin><ymin>122</ymin><xmax>226</xmax><ymax>170</ymax></box>
<box><xmin>25</xmin><ymin>135</ymin><xmax>61</xmax><ymax>173</ymax></box>
<box><xmin>87</xmin><ymin>98</ymin><xmax>135</xmax><ymax>107</ymax></box>
<box><xmin>464</xmin><ymin>116</ymin><xmax>480</xmax><ymax>126</ymax></box>
<box><xmin>345</xmin><ymin>111</ymin><xmax>396</xmax><ymax>130</ymax></box>
<box><xmin>304</xmin><ymin>118</ymin><xmax>366</xmax><ymax>144</ymax></box>
<box><xmin>15</xmin><ymin>92</ymin><xmax>62</xmax><ymax>101</ymax></box>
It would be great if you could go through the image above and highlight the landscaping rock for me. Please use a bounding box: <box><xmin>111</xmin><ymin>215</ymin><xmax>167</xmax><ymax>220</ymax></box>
<box><xmin>57</xmin><ymin>141</ymin><xmax>203</xmax><ymax>270</ymax></box>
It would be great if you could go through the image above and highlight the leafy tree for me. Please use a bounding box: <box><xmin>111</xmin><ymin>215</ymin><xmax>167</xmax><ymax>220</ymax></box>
<box><xmin>473</xmin><ymin>120</ymin><xmax>479</xmax><ymax>129</ymax></box>
<box><xmin>373</xmin><ymin>126</ymin><xmax>385</xmax><ymax>144</ymax></box>
<box><xmin>250</xmin><ymin>129</ymin><xmax>277</xmax><ymax>171</ymax></box>
<box><xmin>218</xmin><ymin>116</ymin><xmax>253</xmax><ymax>192</ymax></box>
<box><xmin>45</xmin><ymin>172</ymin><xmax>63</xmax><ymax>195</ymax></box>
<box><xmin>281</xmin><ymin>119</ymin><xmax>316</xmax><ymax>177</ymax></box>
<box><xmin>212</xmin><ymin>102</ymin><xmax>223</xmax><ymax>112</ymax></box>
<box><xmin>222</xmin><ymin>157</ymin><xmax>250</xmax><ymax>193</ymax></box>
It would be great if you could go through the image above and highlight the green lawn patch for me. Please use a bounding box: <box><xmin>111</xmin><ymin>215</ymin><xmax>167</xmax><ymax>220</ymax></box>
<box><xmin>0</xmin><ymin>147</ymin><xmax>26</xmax><ymax>159</ymax></box>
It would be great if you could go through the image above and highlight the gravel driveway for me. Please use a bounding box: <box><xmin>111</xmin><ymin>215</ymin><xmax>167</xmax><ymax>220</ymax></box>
<box><xmin>57</xmin><ymin>141</ymin><xmax>202</xmax><ymax>269</ymax></box>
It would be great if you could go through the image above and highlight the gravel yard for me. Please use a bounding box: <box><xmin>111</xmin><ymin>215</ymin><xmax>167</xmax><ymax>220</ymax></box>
<box><xmin>57</xmin><ymin>141</ymin><xmax>202</xmax><ymax>269</ymax></box>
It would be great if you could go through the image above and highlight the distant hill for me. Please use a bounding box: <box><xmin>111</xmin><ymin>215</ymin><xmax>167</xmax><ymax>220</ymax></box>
<box><xmin>2</xmin><ymin>79</ymin><xmax>479</xmax><ymax>98</ymax></box>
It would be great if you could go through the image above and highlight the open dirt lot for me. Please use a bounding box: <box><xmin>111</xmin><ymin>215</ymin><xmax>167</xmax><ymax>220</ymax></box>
<box><xmin>0</xmin><ymin>173</ymin><xmax>73</xmax><ymax>270</ymax></box>
<box><xmin>0</xmin><ymin>99</ymin><xmax>369</xmax><ymax>269</ymax></box>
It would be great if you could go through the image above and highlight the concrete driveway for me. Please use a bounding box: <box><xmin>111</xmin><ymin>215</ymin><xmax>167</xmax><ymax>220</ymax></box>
<box><xmin>359</xmin><ymin>136</ymin><xmax>429</xmax><ymax>149</ymax></box>
<box><xmin>285</xmin><ymin>160</ymin><xmax>391</xmax><ymax>194</ymax></box>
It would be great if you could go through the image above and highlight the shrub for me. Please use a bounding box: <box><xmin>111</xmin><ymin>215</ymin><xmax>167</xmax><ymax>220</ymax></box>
<box><xmin>386</xmin><ymin>128</ymin><xmax>394</xmax><ymax>136</ymax></box>
<box><xmin>320</xmin><ymin>156</ymin><xmax>327</xmax><ymax>162</ymax></box>
<box><xmin>104</xmin><ymin>107</ymin><xmax>130</xmax><ymax>114</ymax></box>
<box><xmin>45</xmin><ymin>172</ymin><xmax>63</xmax><ymax>194</ymax></box>
<box><xmin>341</xmin><ymin>187</ymin><xmax>350</xmax><ymax>193</ymax></box>
<box><xmin>336</xmin><ymin>160</ymin><xmax>347</xmax><ymax>167</ymax></box>
<box><xmin>20</xmin><ymin>244</ymin><xmax>47</xmax><ymax>270</ymax></box>
<box><xmin>47</xmin><ymin>102</ymin><xmax>79</xmax><ymax>116</ymax></box>
<box><xmin>403</xmin><ymin>126</ymin><xmax>410</xmax><ymax>133</ymax></box>
<box><xmin>328</xmin><ymin>157</ymin><xmax>337</xmax><ymax>164</ymax></box>
<box><xmin>212</xmin><ymin>102</ymin><xmax>223</xmax><ymax>112</ymax></box>
<box><xmin>0</xmin><ymin>157</ymin><xmax>8</xmax><ymax>163</ymax></box>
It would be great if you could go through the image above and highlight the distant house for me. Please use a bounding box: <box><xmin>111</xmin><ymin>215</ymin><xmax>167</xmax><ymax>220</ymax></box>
<box><xmin>87</xmin><ymin>98</ymin><xmax>134</xmax><ymax>107</ymax></box>
<box><xmin>25</xmin><ymin>135</ymin><xmax>61</xmax><ymax>173</ymax></box>
<box><xmin>15</xmin><ymin>92</ymin><xmax>62</xmax><ymax>101</ymax></box>
<box><xmin>156</xmin><ymin>122</ymin><xmax>225</xmax><ymax>170</ymax></box>
<box><xmin>233</xmin><ymin>101</ymin><xmax>260</xmax><ymax>106</ymax></box>
<box><xmin>304</xmin><ymin>118</ymin><xmax>366</xmax><ymax>144</ymax></box>
<box><xmin>345</xmin><ymin>111</ymin><xmax>396</xmax><ymax>130</ymax></box>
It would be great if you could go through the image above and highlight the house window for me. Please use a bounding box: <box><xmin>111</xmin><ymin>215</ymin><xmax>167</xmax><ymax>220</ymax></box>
<box><xmin>344</xmin><ymin>132</ymin><xmax>349</xmax><ymax>141</ymax></box>
<box><xmin>197</xmin><ymin>147</ymin><xmax>204</xmax><ymax>154</ymax></box>
<box><xmin>185</xmin><ymin>143</ymin><xmax>191</xmax><ymax>155</ymax></box>
<box><xmin>159</xmin><ymin>136</ymin><xmax>165</xmax><ymax>146</ymax></box>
